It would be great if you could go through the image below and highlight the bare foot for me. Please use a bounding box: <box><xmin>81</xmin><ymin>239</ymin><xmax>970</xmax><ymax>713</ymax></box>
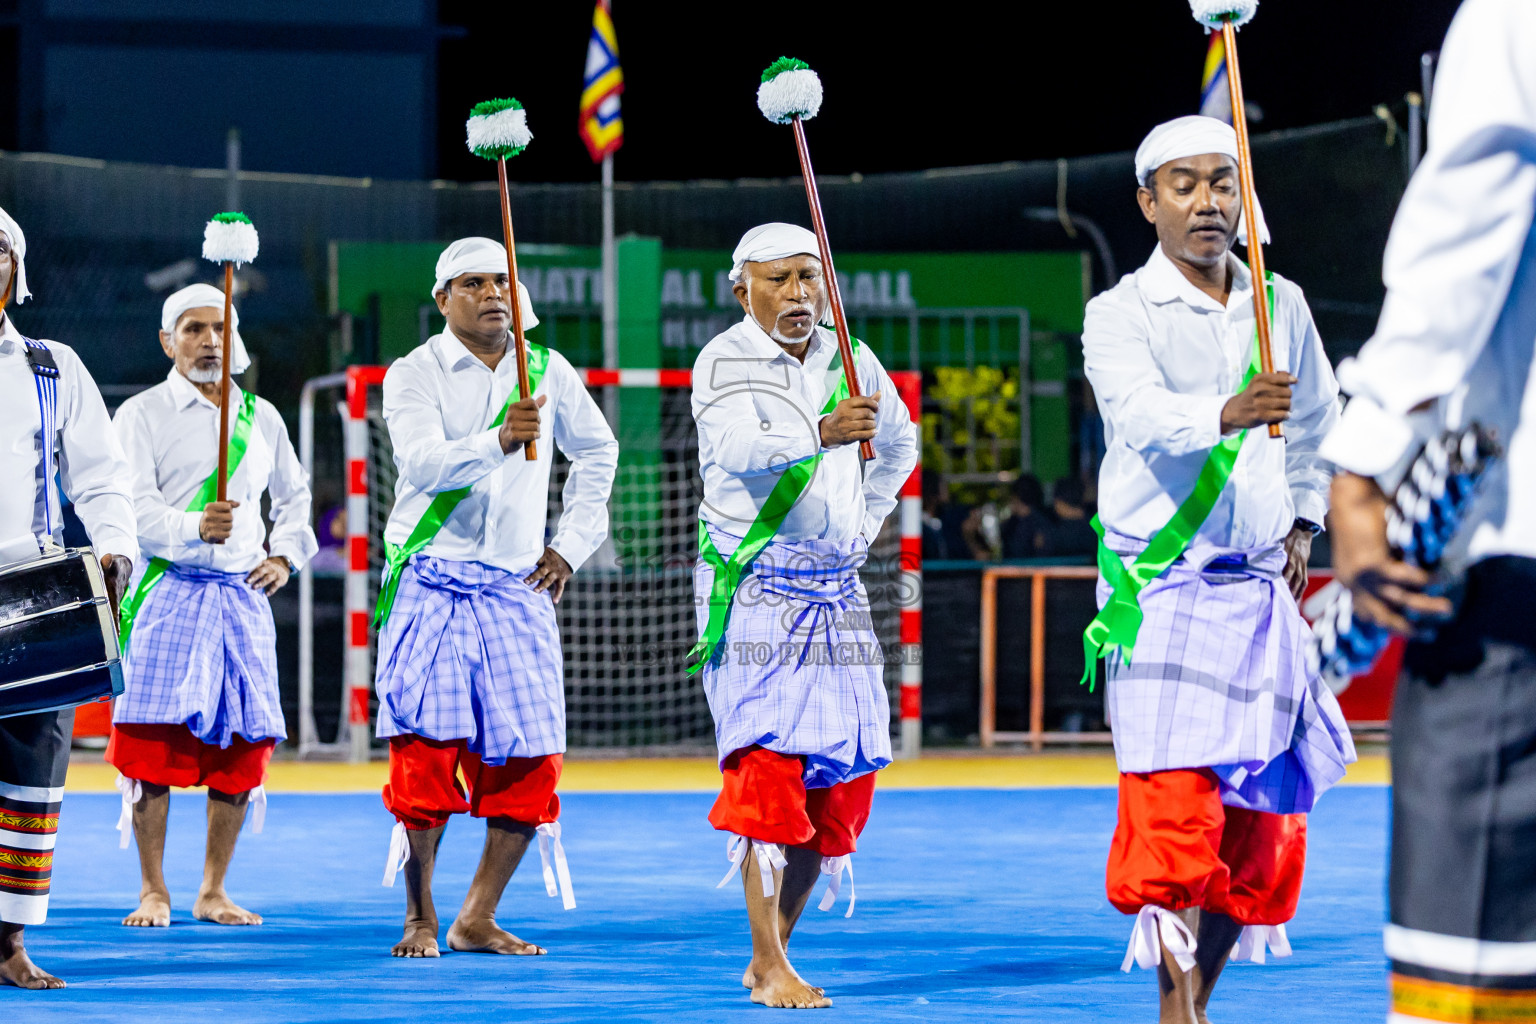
<box><xmin>749</xmin><ymin>960</ymin><xmax>831</xmax><ymax>1009</ymax></box>
<box><xmin>124</xmin><ymin>889</ymin><xmax>171</xmax><ymax>928</ymax></box>
<box><xmin>744</xmin><ymin>964</ymin><xmax>824</xmax><ymax>997</ymax></box>
<box><xmin>446</xmin><ymin>917</ymin><xmax>545</xmax><ymax>956</ymax></box>
<box><xmin>391</xmin><ymin>919</ymin><xmax>440</xmax><ymax>958</ymax></box>
<box><xmin>0</xmin><ymin>929</ymin><xmax>64</xmax><ymax>990</ymax></box>
<box><xmin>193</xmin><ymin>890</ymin><xmax>262</xmax><ymax>926</ymax></box>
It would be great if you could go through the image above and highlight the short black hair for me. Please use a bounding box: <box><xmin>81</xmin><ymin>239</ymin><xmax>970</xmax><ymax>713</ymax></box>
<box><xmin>1012</xmin><ymin>473</ymin><xmax>1045</xmax><ymax>508</ymax></box>
<box><xmin>1052</xmin><ymin>476</ymin><xmax>1086</xmax><ymax>508</ymax></box>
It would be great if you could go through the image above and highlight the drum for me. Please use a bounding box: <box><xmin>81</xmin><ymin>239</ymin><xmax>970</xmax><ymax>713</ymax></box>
<box><xmin>0</xmin><ymin>547</ymin><xmax>123</xmax><ymax>719</ymax></box>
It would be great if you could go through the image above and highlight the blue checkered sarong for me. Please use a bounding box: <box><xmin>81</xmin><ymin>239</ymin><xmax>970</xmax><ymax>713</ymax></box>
<box><xmin>1102</xmin><ymin>535</ymin><xmax>1356</xmax><ymax>814</ymax></box>
<box><xmin>114</xmin><ymin>564</ymin><xmax>286</xmax><ymax>747</ymax></box>
<box><xmin>374</xmin><ymin>556</ymin><xmax>565</xmax><ymax>764</ymax></box>
<box><xmin>695</xmin><ymin>529</ymin><xmax>891</xmax><ymax>790</ymax></box>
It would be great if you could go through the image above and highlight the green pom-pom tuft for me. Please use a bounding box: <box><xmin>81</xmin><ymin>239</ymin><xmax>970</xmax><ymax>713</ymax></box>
<box><xmin>211</xmin><ymin>211</ymin><xmax>252</xmax><ymax>225</ymax></box>
<box><xmin>466</xmin><ymin>97</ymin><xmax>533</xmax><ymax>160</ymax></box>
<box><xmin>761</xmin><ymin>57</ymin><xmax>810</xmax><ymax>84</ymax></box>
<box><xmin>469</xmin><ymin>97</ymin><xmax>524</xmax><ymax>118</ymax></box>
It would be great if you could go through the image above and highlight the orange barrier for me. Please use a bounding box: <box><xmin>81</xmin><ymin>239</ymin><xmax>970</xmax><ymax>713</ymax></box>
<box><xmin>978</xmin><ymin>565</ymin><xmax>1105</xmax><ymax>751</ymax></box>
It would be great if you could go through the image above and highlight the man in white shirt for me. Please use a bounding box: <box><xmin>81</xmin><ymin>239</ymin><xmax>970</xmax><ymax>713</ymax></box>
<box><xmin>691</xmin><ymin>223</ymin><xmax>917</xmax><ymax>1009</ymax></box>
<box><xmin>0</xmin><ymin>205</ymin><xmax>137</xmax><ymax>989</ymax></box>
<box><xmin>107</xmin><ymin>283</ymin><xmax>317</xmax><ymax>930</ymax></box>
<box><xmin>1319</xmin><ymin>2</ymin><xmax>1536</xmax><ymax>1019</ymax></box>
<box><xmin>374</xmin><ymin>237</ymin><xmax>616</xmax><ymax>961</ymax></box>
<box><xmin>1082</xmin><ymin>117</ymin><xmax>1355</xmax><ymax>1024</ymax></box>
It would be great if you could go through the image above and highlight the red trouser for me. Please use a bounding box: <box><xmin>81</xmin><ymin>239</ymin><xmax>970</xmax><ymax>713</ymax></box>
<box><xmin>107</xmin><ymin>723</ymin><xmax>274</xmax><ymax>794</ymax></box>
<box><xmin>382</xmin><ymin>735</ymin><xmax>562</xmax><ymax>831</ymax></box>
<box><xmin>707</xmin><ymin>747</ymin><xmax>876</xmax><ymax>857</ymax></box>
<box><xmin>1106</xmin><ymin>769</ymin><xmax>1307</xmax><ymax>926</ymax></box>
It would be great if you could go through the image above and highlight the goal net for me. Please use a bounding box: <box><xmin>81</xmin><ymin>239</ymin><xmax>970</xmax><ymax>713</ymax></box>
<box><xmin>308</xmin><ymin>366</ymin><xmax>923</xmax><ymax>759</ymax></box>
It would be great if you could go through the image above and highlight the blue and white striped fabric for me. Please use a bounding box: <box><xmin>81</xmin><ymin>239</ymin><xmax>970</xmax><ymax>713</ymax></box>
<box><xmin>695</xmin><ymin>528</ymin><xmax>891</xmax><ymax>790</ymax></box>
<box><xmin>22</xmin><ymin>337</ymin><xmax>58</xmax><ymax>545</ymax></box>
<box><xmin>1102</xmin><ymin>535</ymin><xmax>1356</xmax><ymax>815</ymax></box>
<box><xmin>115</xmin><ymin>564</ymin><xmax>285</xmax><ymax>747</ymax></box>
<box><xmin>375</xmin><ymin>556</ymin><xmax>565</xmax><ymax>764</ymax></box>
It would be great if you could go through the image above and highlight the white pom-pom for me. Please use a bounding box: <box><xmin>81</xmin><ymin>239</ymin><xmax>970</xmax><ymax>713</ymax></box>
<box><xmin>466</xmin><ymin>105</ymin><xmax>532</xmax><ymax>158</ymax></box>
<box><xmin>757</xmin><ymin>68</ymin><xmax>823</xmax><ymax>125</ymax></box>
<box><xmin>202</xmin><ymin>217</ymin><xmax>259</xmax><ymax>266</ymax></box>
<box><xmin>1190</xmin><ymin>0</ymin><xmax>1257</xmax><ymax>30</ymax></box>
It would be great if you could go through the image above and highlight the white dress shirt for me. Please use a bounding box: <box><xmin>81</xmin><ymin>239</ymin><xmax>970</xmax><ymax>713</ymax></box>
<box><xmin>692</xmin><ymin>316</ymin><xmax>918</xmax><ymax>543</ymax></box>
<box><xmin>382</xmin><ymin>330</ymin><xmax>618</xmax><ymax>573</ymax></box>
<box><xmin>114</xmin><ymin>369</ymin><xmax>318</xmax><ymax>573</ymax></box>
<box><xmin>1084</xmin><ymin>245</ymin><xmax>1339</xmax><ymax>551</ymax></box>
<box><xmin>0</xmin><ymin>314</ymin><xmax>137</xmax><ymax>566</ymax></box>
<box><xmin>1320</xmin><ymin>0</ymin><xmax>1536</xmax><ymax>568</ymax></box>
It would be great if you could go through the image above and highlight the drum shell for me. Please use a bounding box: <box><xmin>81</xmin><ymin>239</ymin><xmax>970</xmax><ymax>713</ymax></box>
<box><xmin>0</xmin><ymin>548</ymin><xmax>122</xmax><ymax>719</ymax></box>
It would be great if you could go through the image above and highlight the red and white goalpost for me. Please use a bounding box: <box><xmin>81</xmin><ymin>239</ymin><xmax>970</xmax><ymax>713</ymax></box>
<box><xmin>297</xmin><ymin>365</ymin><xmax>923</xmax><ymax>762</ymax></box>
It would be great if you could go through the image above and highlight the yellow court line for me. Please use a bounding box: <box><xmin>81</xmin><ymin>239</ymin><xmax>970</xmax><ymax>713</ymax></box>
<box><xmin>62</xmin><ymin>752</ymin><xmax>1390</xmax><ymax>794</ymax></box>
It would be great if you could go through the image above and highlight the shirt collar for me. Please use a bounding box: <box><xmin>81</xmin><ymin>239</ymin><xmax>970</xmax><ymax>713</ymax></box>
<box><xmin>165</xmin><ymin>366</ymin><xmax>239</xmax><ymax>410</ymax></box>
<box><xmin>1139</xmin><ymin>243</ymin><xmax>1253</xmax><ymax>314</ymax></box>
<box><xmin>433</xmin><ymin>329</ymin><xmax>506</xmax><ymax>374</ymax></box>
<box><xmin>737</xmin><ymin>314</ymin><xmax>830</xmax><ymax>365</ymax></box>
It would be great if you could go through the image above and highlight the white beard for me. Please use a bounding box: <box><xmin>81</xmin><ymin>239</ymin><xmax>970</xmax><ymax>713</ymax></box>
<box><xmin>185</xmin><ymin>365</ymin><xmax>221</xmax><ymax>384</ymax></box>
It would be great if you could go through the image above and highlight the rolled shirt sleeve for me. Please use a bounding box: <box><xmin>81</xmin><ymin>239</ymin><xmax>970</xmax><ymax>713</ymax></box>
<box><xmin>56</xmin><ymin>345</ymin><xmax>138</xmax><ymax>565</ymax></box>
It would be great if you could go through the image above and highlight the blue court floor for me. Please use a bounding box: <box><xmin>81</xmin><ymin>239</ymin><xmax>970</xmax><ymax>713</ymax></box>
<box><xmin>3</xmin><ymin>787</ymin><xmax>1389</xmax><ymax>1023</ymax></box>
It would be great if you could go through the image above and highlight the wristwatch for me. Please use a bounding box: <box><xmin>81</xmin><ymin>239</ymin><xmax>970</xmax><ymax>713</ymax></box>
<box><xmin>1293</xmin><ymin>517</ymin><xmax>1323</xmax><ymax>536</ymax></box>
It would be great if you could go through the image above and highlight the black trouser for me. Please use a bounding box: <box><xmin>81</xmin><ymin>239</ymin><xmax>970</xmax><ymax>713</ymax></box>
<box><xmin>1390</xmin><ymin>556</ymin><xmax>1536</xmax><ymax>1015</ymax></box>
<box><xmin>0</xmin><ymin>707</ymin><xmax>71</xmax><ymax>926</ymax></box>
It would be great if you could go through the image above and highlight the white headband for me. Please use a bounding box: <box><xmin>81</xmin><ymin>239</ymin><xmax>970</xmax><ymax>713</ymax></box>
<box><xmin>729</xmin><ymin>222</ymin><xmax>821</xmax><ymax>282</ymax></box>
<box><xmin>1134</xmin><ymin>115</ymin><xmax>1271</xmax><ymax>246</ymax></box>
<box><xmin>161</xmin><ymin>283</ymin><xmax>250</xmax><ymax>374</ymax></box>
<box><xmin>432</xmin><ymin>237</ymin><xmax>538</xmax><ymax>328</ymax></box>
<box><xmin>0</xmin><ymin>205</ymin><xmax>31</xmax><ymax>304</ymax></box>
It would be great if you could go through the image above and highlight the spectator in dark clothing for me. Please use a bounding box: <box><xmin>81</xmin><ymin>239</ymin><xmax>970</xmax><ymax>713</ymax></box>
<box><xmin>922</xmin><ymin>469</ymin><xmax>991</xmax><ymax>560</ymax></box>
<box><xmin>1043</xmin><ymin>476</ymin><xmax>1098</xmax><ymax>558</ymax></box>
<box><xmin>1000</xmin><ymin>473</ymin><xmax>1051</xmax><ymax>559</ymax></box>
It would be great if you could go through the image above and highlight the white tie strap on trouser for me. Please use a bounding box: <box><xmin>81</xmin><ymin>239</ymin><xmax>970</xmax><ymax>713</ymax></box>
<box><xmin>1122</xmin><ymin>906</ymin><xmax>1198</xmax><ymax>973</ymax></box>
<box><xmin>536</xmin><ymin>822</ymin><xmax>576</xmax><ymax>910</ymax></box>
<box><xmin>246</xmin><ymin>786</ymin><xmax>266</xmax><ymax>835</ymax></box>
<box><xmin>717</xmin><ymin>835</ymin><xmax>787</xmax><ymax>897</ymax></box>
<box><xmin>382</xmin><ymin>821</ymin><xmax>410</xmax><ymax>887</ymax></box>
<box><xmin>817</xmin><ymin>855</ymin><xmax>855</xmax><ymax>917</ymax></box>
<box><xmin>115</xmin><ymin>775</ymin><xmax>142</xmax><ymax>850</ymax></box>
<box><xmin>1232</xmin><ymin>923</ymin><xmax>1291</xmax><ymax>964</ymax></box>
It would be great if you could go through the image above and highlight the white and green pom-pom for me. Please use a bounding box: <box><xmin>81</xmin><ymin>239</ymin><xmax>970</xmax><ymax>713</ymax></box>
<box><xmin>466</xmin><ymin>98</ymin><xmax>532</xmax><ymax>160</ymax></box>
<box><xmin>757</xmin><ymin>57</ymin><xmax>822</xmax><ymax>124</ymax></box>
<box><xmin>1190</xmin><ymin>0</ymin><xmax>1257</xmax><ymax>30</ymax></box>
<box><xmin>202</xmin><ymin>211</ymin><xmax>259</xmax><ymax>265</ymax></box>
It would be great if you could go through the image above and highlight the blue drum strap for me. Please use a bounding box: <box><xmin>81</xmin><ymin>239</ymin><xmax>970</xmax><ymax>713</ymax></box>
<box><xmin>22</xmin><ymin>336</ymin><xmax>59</xmax><ymax>547</ymax></box>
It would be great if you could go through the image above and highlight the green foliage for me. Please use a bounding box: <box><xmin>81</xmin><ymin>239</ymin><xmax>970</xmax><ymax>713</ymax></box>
<box><xmin>924</xmin><ymin>365</ymin><xmax>1022</xmax><ymax>505</ymax></box>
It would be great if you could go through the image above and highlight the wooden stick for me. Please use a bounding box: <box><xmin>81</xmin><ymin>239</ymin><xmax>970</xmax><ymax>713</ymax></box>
<box><xmin>791</xmin><ymin>116</ymin><xmax>875</xmax><ymax>462</ymax></box>
<box><xmin>497</xmin><ymin>156</ymin><xmax>538</xmax><ymax>461</ymax></box>
<box><xmin>1221</xmin><ymin>20</ymin><xmax>1282</xmax><ymax>440</ymax></box>
<box><xmin>216</xmin><ymin>261</ymin><xmax>234</xmax><ymax>501</ymax></box>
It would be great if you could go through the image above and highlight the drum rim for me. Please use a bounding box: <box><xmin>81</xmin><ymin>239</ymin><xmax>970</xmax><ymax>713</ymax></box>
<box><xmin>0</xmin><ymin>658</ymin><xmax>119</xmax><ymax>693</ymax></box>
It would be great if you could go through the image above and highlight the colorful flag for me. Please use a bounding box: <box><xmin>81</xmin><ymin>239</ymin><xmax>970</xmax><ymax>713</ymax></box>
<box><xmin>1199</xmin><ymin>31</ymin><xmax>1232</xmax><ymax>123</ymax></box>
<box><xmin>579</xmin><ymin>0</ymin><xmax>624</xmax><ymax>163</ymax></box>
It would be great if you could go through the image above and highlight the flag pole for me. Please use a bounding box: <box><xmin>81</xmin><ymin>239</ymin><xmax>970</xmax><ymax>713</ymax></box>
<box><xmin>601</xmin><ymin>151</ymin><xmax>618</xmax><ymax>425</ymax></box>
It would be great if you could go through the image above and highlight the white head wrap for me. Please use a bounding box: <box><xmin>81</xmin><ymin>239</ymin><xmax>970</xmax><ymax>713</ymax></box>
<box><xmin>431</xmin><ymin>237</ymin><xmax>538</xmax><ymax>329</ymax></box>
<box><xmin>161</xmin><ymin>283</ymin><xmax>251</xmax><ymax>374</ymax></box>
<box><xmin>0</xmin><ymin>205</ymin><xmax>31</xmax><ymax>304</ymax></box>
<box><xmin>728</xmin><ymin>222</ymin><xmax>821</xmax><ymax>282</ymax></box>
<box><xmin>1134</xmin><ymin>115</ymin><xmax>1270</xmax><ymax>246</ymax></box>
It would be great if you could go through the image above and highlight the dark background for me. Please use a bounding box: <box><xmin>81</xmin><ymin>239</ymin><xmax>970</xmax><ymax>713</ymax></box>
<box><xmin>437</xmin><ymin>1</ymin><xmax>1464</xmax><ymax>184</ymax></box>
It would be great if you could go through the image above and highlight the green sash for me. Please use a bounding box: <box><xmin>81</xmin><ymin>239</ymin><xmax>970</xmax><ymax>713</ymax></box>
<box><xmin>118</xmin><ymin>391</ymin><xmax>258</xmax><ymax>647</ymax></box>
<box><xmin>686</xmin><ymin>339</ymin><xmax>863</xmax><ymax>675</ymax></box>
<box><xmin>1079</xmin><ymin>274</ymin><xmax>1275</xmax><ymax>691</ymax></box>
<box><xmin>373</xmin><ymin>343</ymin><xmax>551</xmax><ymax>628</ymax></box>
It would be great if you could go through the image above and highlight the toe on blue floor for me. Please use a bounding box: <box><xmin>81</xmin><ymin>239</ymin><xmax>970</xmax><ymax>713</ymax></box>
<box><xmin>3</xmin><ymin>786</ymin><xmax>1388</xmax><ymax>1023</ymax></box>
